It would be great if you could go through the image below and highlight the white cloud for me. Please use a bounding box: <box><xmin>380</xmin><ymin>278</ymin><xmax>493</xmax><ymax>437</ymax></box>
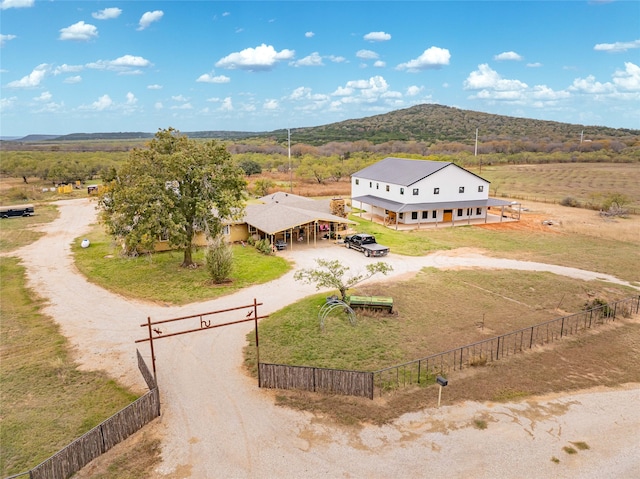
<box><xmin>170</xmin><ymin>103</ymin><xmax>193</xmax><ymax>110</ymax></box>
<box><xmin>138</xmin><ymin>10</ymin><xmax>164</xmax><ymax>31</ymax></box>
<box><xmin>594</xmin><ymin>39</ymin><xmax>640</xmax><ymax>53</ymax></box>
<box><xmin>6</xmin><ymin>63</ymin><xmax>48</xmax><ymax>88</ymax></box>
<box><xmin>147</xmin><ymin>84</ymin><xmax>163</xmax><ymax>90</ymax></box>
<box><xmin>172</xmin><ymin>94</ymin><xmax>188</xmax><ymax>102</ymax></box>
<box><xmin>34</xmin><ymin>91</ymin><xmax>52</xmax><ymax>101</ymax></box>
<box><xmin>92</xmin><ymin>7</ymin><xmax>122</xmax><ymax>20</ymax></box>
<box><xmin>397</xmin><ymin>47</ymin><xmax>450</xmax><ymax>72</ymax></box>
<box><xmin>86</xmin><ymin>55</ymin><xmax>152</xmax><ymax>72</ymax></box>
<box><xmin>364</xmin><ymin>31</ymin><xmax>391</xmax><ymax>42</ymax></box>
<box><xmin>196</xmin><ymin>73</ymin><xmax>231</xmax><ymax>83</ymax></box>
<box><xmin>494</xmin><ymin>51</ymin><xmax>523</xmax><ymax>61</ymax></box>
<box><xmin>356</xmin><ymin>49</ymin><xmax>379</xmax><ymax>60</ymax></box>
<box><xmin>373</xmin><ymin>60</ymin><xmax>386</xmax><ymax>68</ymax></box>
<box><xmin>406</xmin><ymin>85</ymin><xmax>423</xmax><ymax>96</ymax></box>
<box><xmin>263</xmin><ymin>99</ymin><xmax>279</xmax><ymax>110</ymax></box>
<box><xmin>327</xmin><ymin>55</ymin><xmax>346</xmax><ymax>63</ymax></box>
<box><xmin>569</xmin><ymin>75</ymin><xmax>613</xmax><ymax>94</ymax></box>
<box><xmin>1</xmin><ymin>0</ymin><xmax>34</xmax><ymax>10</ymax></box>
<box><xmin>527</xmin><ymin>62</ymin><xmax>543</xmax><ymax>68</ymax></box>
<box><xmin>83</xmin><ymin>94</ymin><xmax>113</xmax><ymax>111</ymax></box>
<box><xmin>59</xmin><ymin>21</ymin><xmax>98</xmax><ymax>41</ymax></box>
<box><xmin>126</xmin><ymin>92</ymin><xmax>137</xmax><ymax>105</ymax></box>
<box><xmin>612</xmin><ymin>62</ymin><xmax>640</xmax><ymax>90</ymax></box>
<box><xmin>464</xmin><ymin>64</ymin><xmax>527</xmax><ymax>91</ymax></box>
<box><xmin>220</xmin><ymin>97</ymin><xmax>233</xmax><ymax>111</ymax></box>
<box><xmin>53</xmin><ymin>64</ymin><xmax>83</xmax><ymax>75</ymax></box>
<box><xmin>0</xmin><ymin>96</ymin><xmax>17</xmax><ymax>111</ymax></box>
<box><xmin>291</xmin><ymin>52</ymin><xmax>323</xmax><ymax>67</ymax></box>
<box><xmin>64</xmin><ymin>75</ymin><xmax>82</xmax><ymax>84</ymax></box>
<box><xmin>1</xmin><ymin>34</ymin><xmax>16</xmax><ymax>46</ymax></box>
<box><xmin>215</xmin><ymin>44</ymin><xmax>295</xmax><ymax>71</ymax></box>
<box><xmin>305</xmin><ymin>32</ymin><xmax>314</xmax><ymax>38</ymax></box>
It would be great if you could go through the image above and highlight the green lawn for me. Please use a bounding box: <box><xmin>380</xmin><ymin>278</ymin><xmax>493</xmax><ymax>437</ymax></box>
<box><xmin>72</xmin><ymin>225</ymin><xmax>292</xmax><ymax>305</ymax></box>
<box><xmin>348</xmin><ymin>215</ymin><xmax>640</xmax><ymax>284</ymax></box>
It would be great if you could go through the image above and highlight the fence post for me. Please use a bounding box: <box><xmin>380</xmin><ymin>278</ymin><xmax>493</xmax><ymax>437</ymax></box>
<box><xmin>560</xmin><ymin>317</ymin><xmax>565</xmax><ymax>338</ymax></box>
<box><xmin>417</xmin><ymin>360</ymin><xmax>421</xmax><ymax>384</ymax></box>
<box><xmin>496</xmin><ymin>336</ymin><xmax>500</xmax><ymax>360</ymax></box>
<box><xmin>530</xmin><ymin>327</ymin><xmax>534</xmax><ymax>349</ymax></box>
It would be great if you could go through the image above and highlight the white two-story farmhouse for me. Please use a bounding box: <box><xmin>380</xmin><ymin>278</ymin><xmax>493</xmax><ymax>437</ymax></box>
<box><xmin>351</xmin><ymin>157</ymin><xmax>518</xmax><ymax>229</ymax></box>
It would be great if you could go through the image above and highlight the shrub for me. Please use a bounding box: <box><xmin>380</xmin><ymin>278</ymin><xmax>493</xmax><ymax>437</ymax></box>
<box><xmin>205</xmin><ymin>236</ymin><xmax>234</xmax><ymax>283</ymax></box>
<box><xmin>255</xmin><ymin>238</ymin><xmax>273</xmax><ymax>255</ymax></box>
<box><xmin>560</xmin><ymin>196</ymin><xmax>580</xmax><ymax>207</ymax></box>
<box><xmin>583</xmin><ymin>298</ymin><xmax>612</xmax><ymax>317</ymax></box>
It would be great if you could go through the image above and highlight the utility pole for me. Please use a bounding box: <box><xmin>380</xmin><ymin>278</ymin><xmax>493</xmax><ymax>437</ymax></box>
<box><xmin>287</xmin><ymin>128</ymin><xmax>292</xmax><ymax>192</ymax></box>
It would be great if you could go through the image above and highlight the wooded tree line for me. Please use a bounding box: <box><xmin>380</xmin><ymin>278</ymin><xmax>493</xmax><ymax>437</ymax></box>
<box><xmin>1</xmin><ymin>139</ymin><xmax>638</xmax><ymax>188</ymax></box>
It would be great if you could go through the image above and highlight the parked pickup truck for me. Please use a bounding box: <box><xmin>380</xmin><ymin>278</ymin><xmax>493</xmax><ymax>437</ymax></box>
<box><xmin>344</xmin><ymin>233</ymin><xmax>390</xmax><ymax>257</ymax></box>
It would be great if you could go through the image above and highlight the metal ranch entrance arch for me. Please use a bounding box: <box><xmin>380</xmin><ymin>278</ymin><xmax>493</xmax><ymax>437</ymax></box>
<box><xmin>135</xmin><ymin>298</ymin><xmax>267</xmax><ymax>384</ymax></box>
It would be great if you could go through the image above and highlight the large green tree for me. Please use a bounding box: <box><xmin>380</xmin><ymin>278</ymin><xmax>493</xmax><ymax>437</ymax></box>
<box><xmin>99</xmin><ymin>128</ymin><xmax>246</xmax><ymax>267</ymax></box>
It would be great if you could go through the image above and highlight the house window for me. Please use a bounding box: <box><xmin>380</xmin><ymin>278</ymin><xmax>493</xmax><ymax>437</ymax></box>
<box><xmin>459</xmin><ymin>186</ymin><xmax>465</xmax><ymax>193</ymax></box>
<box><xmin>466</xmin><ymin>208</ymin><xmax>472</xmax><ymax>216</ymax></box>
<box><xmin>478</xmin><ymin>185</ymin><xmax>484</xmax><ymax>192</ymax></box>
<box><xmin>376</xmin><ymin>183</ymin><xmax>379</xmax><ymax>189</ymax></box>
<box><xmin>457</xmin><ymin>209</ymin><xmax>463</xmax><ymax>217</ymax></box>
<box><xmin>422</xmin><ymin>211</ymin><xmax>428</xmax><ymax>219</ymax></box>
<box><xmin>386</xmin><ymin>185</ymin><xmax>390</xmax><ymax>192</ymax></box>
<box><xmin>413</xmin><ymin>188</ymin><xmax>419</xmax><ymax>195</ymax></box>
<box><xmin>355</xmin><ymin>179</ymin><xmax>359</xmax><ymax>185</ymax></box>
<box><xmin>432</xmin><ymin>211</ymin><xmax>437</xmax><ymax>219</ymax></box>
<box><xmin>411</xmin><ymin>212</ymin><xmax>418</xmax><ymax>220</ymax></box>
<box><xmin>434</xmin><ymin>188</ymin><xmax>440</xmax><ymax>195</ymax></box>
<box><xmin>222</xmin><ymin>225</ymin><xmax>230</xmax><ymax>235</ymax></box>
<box><xmin>476</xmin><ymin>207</ymin><xmax>482</xmax><ymax>215</ymax></box>
<box><xmin>369</xmin><ymin>182</ymin><xmax>372</xmax><ymax>188</ymax></box>
<box><xmin>399</xmin><ymin>213</ymin><xmax>404</xmax><ymax>220</ymax></box>
<box><xmin>400</xmin><ymin>187</ymin><xmax>404</xmax><ymax>195</ymax></box>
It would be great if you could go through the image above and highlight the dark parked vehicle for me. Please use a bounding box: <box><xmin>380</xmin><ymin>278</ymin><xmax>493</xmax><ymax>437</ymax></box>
<box><xmin>0</xmin><ymin>204</ymin><xmax>35</xmax><ymax>218</ymax></box>
<box><xmin>344</xmin><ymin>233</ymin><xmax>390</xmax><ymax>257</ymax></box>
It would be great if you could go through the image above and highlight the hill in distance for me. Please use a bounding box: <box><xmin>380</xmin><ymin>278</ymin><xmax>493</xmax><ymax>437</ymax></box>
<box><xmin>9</xmin><ymin>104</ymin><xmax>639</xmax><ymax>145</ymax></box>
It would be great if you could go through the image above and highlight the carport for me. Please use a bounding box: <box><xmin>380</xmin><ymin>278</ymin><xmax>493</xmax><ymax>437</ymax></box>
<box><xmin>244</xmin><ymin>201</ymin><xmax>355</xmax><ymax>250</ymax></box>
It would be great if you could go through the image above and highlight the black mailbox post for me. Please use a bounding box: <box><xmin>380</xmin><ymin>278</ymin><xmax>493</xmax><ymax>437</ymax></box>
<box><xmin>436</xmin><ymin>375</ymin><xmax>448</xmax><ymax>407</ymax></box>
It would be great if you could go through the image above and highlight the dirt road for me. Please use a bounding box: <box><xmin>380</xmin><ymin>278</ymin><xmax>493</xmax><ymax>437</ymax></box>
<box><xmin>14</xmin><ymin>199</ymin><xmax>640</xmax><ymax>478</ymax></box>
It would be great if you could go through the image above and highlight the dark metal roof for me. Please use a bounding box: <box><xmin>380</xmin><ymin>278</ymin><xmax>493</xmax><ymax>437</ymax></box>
<box><xmin>351</xmin><ymin>195</ymin><xmax>514</xmax><ymax>213</ymax></box>
<box><xmin>352</xmin><ymin>157</ymin><xmax>450</xmax><ymax>186</ymax></box>
<box><xmin>352</xmin><ymin>157</ymin><xmax>491</xmax><ymax>186</ymax></box>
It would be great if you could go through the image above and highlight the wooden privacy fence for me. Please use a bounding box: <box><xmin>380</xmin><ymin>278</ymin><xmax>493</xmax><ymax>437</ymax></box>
<box><xmin>374</xmin><ymin>296</ymin><xmax>640</xmax><ymax>395</ymax></box>
<box><xmin>259</xmin><ymin>363</ymin><xmax>374</xmax><ymax>399</ymax></box>
<box><xmin>10</xmin><ymin>351</ymin><xmax>160</xmax><ymax>479</ymax></box>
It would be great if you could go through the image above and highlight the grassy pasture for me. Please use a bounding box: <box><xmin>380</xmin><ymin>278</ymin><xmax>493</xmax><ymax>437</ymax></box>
<box><xmin>0</xmin><ymin>203</ymin><xmax>58</xmax><ymax>252</ymax></box>
<box><xmin>0</xmin><ymin>258</ymin><xmax>144</xmax><ymax>476</ymax></box>
<box><xmin>245</xmin><ymin>269</ymin><xmax>636</xmax><ymax>373</ymax></box>
<box><xmin>466</xmin><ymin>162</ymin><xmax>640</xmax><ymax>211</ymax></box>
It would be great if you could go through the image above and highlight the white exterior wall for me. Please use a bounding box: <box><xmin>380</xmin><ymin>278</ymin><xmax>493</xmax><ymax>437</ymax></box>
<box><xmin>351</xmin><ymin>163</ymin><xmax>490</xmax><ymax>224</ymax></box>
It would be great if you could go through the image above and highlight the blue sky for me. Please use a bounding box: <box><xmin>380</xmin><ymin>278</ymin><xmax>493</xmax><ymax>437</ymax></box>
<box><xmin>1</xmin><ymin>0</ymin><xmax>639</xmax><ymax>137</ymax></box>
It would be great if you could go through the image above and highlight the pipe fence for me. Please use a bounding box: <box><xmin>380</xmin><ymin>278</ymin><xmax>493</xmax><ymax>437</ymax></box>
<box><xmin>373</xmin><ymin>296</ymin><xmax>639</xmax><ymax>395</ymax></box>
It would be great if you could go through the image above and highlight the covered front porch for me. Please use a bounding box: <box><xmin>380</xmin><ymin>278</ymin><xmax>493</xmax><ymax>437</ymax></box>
<box><xmin>351</xmin><ymin>195</ymin><xmax>520</xmax><ymax>231</ymax></box>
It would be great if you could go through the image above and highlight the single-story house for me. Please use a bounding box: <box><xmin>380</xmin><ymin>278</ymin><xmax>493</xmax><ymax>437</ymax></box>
<box><xmin>351</xmin><ymin>157</ymin><xmax>518</xmax><ymax>229</ymax></box>
<box><xmin>153</xmin><ymin>192</ymin><xmax>355</xmax><ymax>252</ymax></box>
<box><xmin>241</xmin><ymin>192</ymin><xmax>355</xmax><ymax>249</ymax></box>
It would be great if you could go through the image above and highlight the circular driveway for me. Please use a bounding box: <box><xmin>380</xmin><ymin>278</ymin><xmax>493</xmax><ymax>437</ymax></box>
<box><xmin>14</xmin><ymin>198</ymin><xmax>640</xmax><ymax>478</ymax></box>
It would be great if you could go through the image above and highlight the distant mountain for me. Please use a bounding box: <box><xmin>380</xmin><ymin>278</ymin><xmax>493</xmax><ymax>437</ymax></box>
<box><xmin>7</xmin><ymin>104</ymin><xmax>638</xmax><ymax>145</ymax></box>
<box><xmin>276</xmin><ymin>104</ymin><xmax>639</xmax><ymax>146</ymax></box>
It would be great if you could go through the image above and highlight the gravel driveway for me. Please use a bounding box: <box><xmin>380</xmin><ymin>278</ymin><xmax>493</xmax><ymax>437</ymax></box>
<box><xmin>14</xmin><ymin>198</ymin><xmax>640</xmax><ymax>479</ymax></box>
